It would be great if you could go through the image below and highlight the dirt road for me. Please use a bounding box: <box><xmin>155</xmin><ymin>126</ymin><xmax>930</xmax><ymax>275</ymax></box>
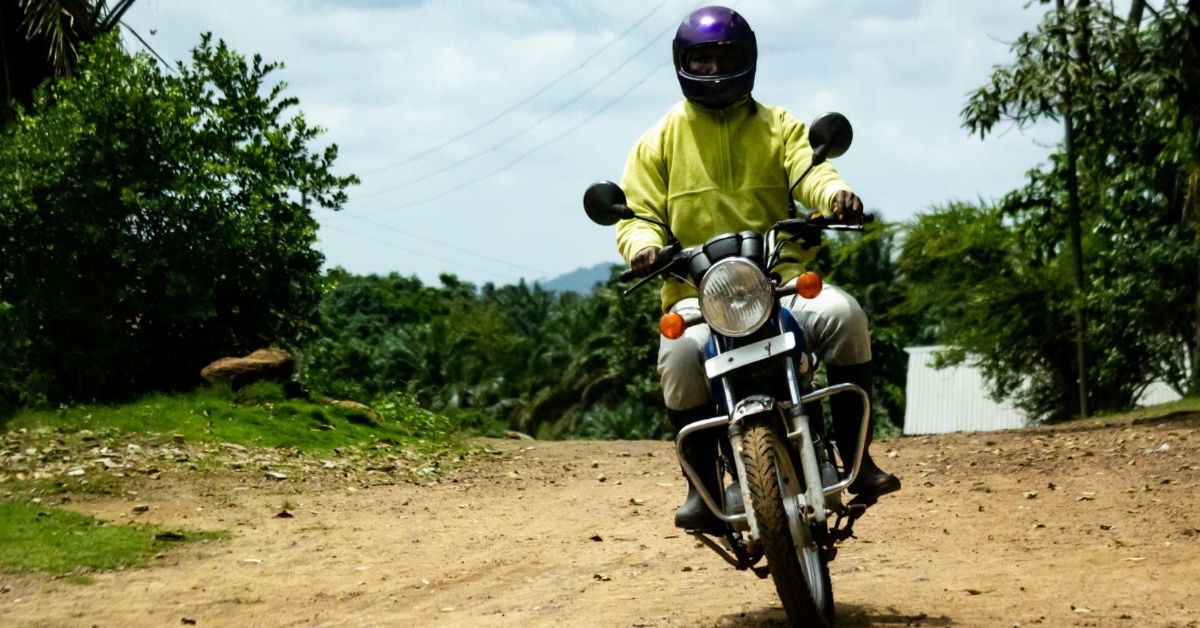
<box><xmin>1</xmin><ymin>412</ymin><xmax>1198</xmax><ymax>627</ymax></box>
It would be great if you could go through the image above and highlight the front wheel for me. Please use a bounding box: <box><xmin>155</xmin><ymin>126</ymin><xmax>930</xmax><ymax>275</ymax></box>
<box><xmin>742</xmin><ymin>418</ymin><xmax>835</xmax><ymax>627</ymax></box>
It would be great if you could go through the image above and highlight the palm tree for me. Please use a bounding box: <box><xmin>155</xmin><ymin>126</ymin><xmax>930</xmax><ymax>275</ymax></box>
<box><xmin>1</xmin><ymin>0</ymin><xmax>136</xmax><ymax>126</ymax></box>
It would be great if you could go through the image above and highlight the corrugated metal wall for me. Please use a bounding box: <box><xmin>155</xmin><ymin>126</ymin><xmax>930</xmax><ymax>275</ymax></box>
<box><xmin>904</xmin><ymin>346</ymin><xmax>1027</xmax><ymax>435</ymax></box>
<box><xmin>903</xmin><ymin>346</ymin><xmax>1184</xmax><ymax>436</ymax></box>
<box><xmin>1137</xmin><ymin>380</ymin><xmax>1183</xmax><ymax>407</ymax></box>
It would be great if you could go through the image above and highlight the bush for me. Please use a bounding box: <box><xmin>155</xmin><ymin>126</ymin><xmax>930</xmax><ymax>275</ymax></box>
<box><xmin>0</xmin><ymin>33</ymin><xmax>356</xmax><ymax>405</ymax></box>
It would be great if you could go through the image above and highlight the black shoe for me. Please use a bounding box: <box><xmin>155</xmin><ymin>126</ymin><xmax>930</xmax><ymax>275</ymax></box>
<box><xmin>849</xmin><ymin>459</ymin><xmax>901</xmax><ymax>499</ymax></box>
<box><xmin>675</xmin><ymin>487</ymin><xmax>726</xmax><ymax>535</ymax></box>
<box><xmin>670</xmin><ymin>404</ymin><xmax>726</xmax><ymax>535</ymax></box>
<box><xmin>828</xmin><ymin>361</ymin><xmax>901</xmax><ymax>500</ymax></box>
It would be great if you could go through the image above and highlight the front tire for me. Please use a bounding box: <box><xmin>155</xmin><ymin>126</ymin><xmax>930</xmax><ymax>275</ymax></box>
<box><xmin>742</xmin><ymin>418</ymin><xmax>835</xmax><ymax>627</ymax></box>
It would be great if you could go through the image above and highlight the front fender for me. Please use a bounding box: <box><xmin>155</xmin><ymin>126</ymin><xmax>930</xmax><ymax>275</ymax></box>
<box><xmin>729</xmin><ymin>394</ymin><xmax>777</xmax><ymax>426</ymax></box>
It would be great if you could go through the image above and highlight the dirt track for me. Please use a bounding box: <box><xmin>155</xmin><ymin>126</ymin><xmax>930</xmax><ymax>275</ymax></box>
<box><xmin>1</xmin><ymin>412</ymin><xmax>1198</xmax><ymax>627</ymax></box>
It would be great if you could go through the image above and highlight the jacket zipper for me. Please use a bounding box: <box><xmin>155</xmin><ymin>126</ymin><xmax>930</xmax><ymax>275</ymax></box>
<box><xmin>718</xmin><ymin>109</ymin><xmax>732</xmax><ymax>190</ymax></box>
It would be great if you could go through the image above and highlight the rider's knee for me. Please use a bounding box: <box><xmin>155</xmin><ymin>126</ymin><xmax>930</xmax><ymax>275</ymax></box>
<box><xmin>790</xmin><ymin>285</ymin><xmax>871</xmax><ymax>366</ymax></box>
<box><xmin>658</xmin><ymin>335</ymin><xmax>709</xmax><ymax>411</ymax></box>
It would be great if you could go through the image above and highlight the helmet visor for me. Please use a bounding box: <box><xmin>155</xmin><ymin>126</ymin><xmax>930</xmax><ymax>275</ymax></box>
<box><xmin>681</xmin><ymin>43</ymin><xmax>750</xmax><ymax>78</ymax></box>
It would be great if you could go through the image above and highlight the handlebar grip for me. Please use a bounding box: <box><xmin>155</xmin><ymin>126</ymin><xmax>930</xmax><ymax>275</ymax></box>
<box><xmin>622</xmin><ymin>243</ymin><xmax>680</xmax><ymax>282</ymax></box>
<box><xmin>862</xmin><ymin>212</ymin><xmax>875</xmax><ymax>224</ymax></box>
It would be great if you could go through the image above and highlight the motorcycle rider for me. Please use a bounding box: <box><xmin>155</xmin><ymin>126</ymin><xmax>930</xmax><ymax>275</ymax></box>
<box><xmin>615</xmin><ymin>6</ymin><xmax>900</xmax><ymax>534</ymax></box>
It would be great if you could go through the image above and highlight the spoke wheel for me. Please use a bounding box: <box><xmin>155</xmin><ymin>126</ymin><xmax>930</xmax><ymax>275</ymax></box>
<box><xmin>742</xmin><ymin>418</ymin><xmax>835</xmax><ymax>627</ymax></box>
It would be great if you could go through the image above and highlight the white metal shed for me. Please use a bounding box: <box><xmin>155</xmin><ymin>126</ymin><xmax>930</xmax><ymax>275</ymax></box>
<box><xmin>903</xmin><ymin>346</ymin><xmax>1027</xmax><ymax>436</ymax></box>
<box><xmin>903</xmin><ymin>346</ymin><xmax>1183</xmax><ymax>435</ymax></box>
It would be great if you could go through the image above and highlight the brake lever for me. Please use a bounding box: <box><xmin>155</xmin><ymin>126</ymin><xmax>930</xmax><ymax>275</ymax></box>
<box><xmin>622</xmin><ymin>272</ymin><xmax>661</xmax><ymax>297</ymax></box>
<box><xmin>620</xmin><ymin>242</ymin><xmax>688</xmax><ymax>297</ymax></box>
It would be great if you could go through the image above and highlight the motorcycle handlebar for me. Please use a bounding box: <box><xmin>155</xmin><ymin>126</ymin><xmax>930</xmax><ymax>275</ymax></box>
<box><xmin>617</xmin><ymin>212</ymin><xmax>874</xmax><ymax>283</ymax></box>
<box><xmin>619</xmin><ymin>243</ymin><xmax>681</xmax><ymax>283</ymax></box>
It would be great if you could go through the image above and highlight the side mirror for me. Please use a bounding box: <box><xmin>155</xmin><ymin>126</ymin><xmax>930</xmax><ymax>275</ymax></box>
<box><xmin>808</xmin><ymin>112</ymin><xmax>852</xmax><ymax>164</ymax></box>
<box><xmin>583</xmin><ymin>181</ymin><xmax>635</xmax><ymax>226</ymax></box>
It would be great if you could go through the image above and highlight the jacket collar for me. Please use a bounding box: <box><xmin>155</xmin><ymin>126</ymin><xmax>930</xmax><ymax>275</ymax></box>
<box><xmin>684</xmin><ymin>95</ymin><xmax>757</xmax><ymax>116</ymax></box>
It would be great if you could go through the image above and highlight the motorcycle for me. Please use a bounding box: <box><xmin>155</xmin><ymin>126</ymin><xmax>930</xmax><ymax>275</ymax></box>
<box><xmin>583</xmin><ymin>113</ymin><xmax>880</xmax><ymax>627</ymax></box>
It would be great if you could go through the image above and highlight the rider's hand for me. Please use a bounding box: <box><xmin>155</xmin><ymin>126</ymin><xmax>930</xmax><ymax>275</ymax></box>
<box><xmin>830</xmin><ymin>190</ymin><xmax>864</xmax><ymax>223</ymax></box>
<box><xmin>632</xmin><ymin>246</ymin><xmax>660</xmax><ymax>277</ymax></box>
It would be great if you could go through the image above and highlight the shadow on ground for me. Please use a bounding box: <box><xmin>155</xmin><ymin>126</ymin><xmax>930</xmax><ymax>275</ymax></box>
<box><xmin>717</xmin><ymin>602</ymin><xmax>954</xmax><ymax>627</ymax></box>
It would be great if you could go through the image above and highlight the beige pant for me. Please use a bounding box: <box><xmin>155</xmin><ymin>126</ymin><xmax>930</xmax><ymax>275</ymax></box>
<box><xmin>657</xmin><ymin>284</ymin><xmax>871</xmax><ymax>411</ymax></box>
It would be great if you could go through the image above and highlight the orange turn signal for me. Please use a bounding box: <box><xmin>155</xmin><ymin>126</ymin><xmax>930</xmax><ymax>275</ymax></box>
<box><xmin>796</xmin><ymin>271</ymin><xmax>823</xmax><ymax>299</ymax></box>
<box><xmin>659</xmin><ymin>312</ymin><xmax>687</xmax><ymax>340</ymax></box>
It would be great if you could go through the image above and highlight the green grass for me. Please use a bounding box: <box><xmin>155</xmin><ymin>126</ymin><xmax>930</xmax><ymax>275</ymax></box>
<box><xmin>0</xmin><ymin>502</ymin><xmax>225</xmax><ymax>579</ymax></box>
<box><xmin>4</xmin><ymin>384</ymin><xmax>466</xmax><ymax>454</ymax></box>
<box><xmin>1120</xmin><ymin>396</ymin><xmax>1200</xmax><ymax>419</ymax></box>
<box><xmin>1060</xmin><ymin>398</ymin><xmax>1200</xmax><ymax>422</ymax></box>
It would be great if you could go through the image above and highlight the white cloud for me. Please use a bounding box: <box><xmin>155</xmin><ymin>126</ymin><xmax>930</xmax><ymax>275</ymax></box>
<box><xmin>119</xmin><ymin>0</ymin><xmax>1116</xmax><ymax>286</ymax></box>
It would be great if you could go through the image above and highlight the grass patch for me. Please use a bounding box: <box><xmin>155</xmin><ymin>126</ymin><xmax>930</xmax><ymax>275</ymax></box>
<box><xmin>0</xmin><ymin>502</ymin><xmax>225</xmax><ymax>578</ymax></box>
<box><xmin>4</xmin><ymin>385</ymin><xmax>468</xmax><ymax>454</ymax></box>
<box><xmin>1072</xmin><ymin>396</ymin><xmax>1200</xmax><ymax>424</ymax></box>
<box><xmin>1132</xmin><ymin>396</ymin><xmax>1200</xmax><ymax>415</ymax></box>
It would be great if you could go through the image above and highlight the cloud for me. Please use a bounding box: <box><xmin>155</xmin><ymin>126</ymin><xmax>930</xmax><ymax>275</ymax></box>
<box><xmin>119</xmin><ymin>0</ymin><xmax>1111</xmax><ymax>285</ymax></box>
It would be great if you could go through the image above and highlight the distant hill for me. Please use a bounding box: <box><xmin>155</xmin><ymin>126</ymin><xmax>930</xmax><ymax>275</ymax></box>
<box><xmin>539</xmin><ymin>262</ymin><xmax>620</xmax><ymax>294</ymax></box>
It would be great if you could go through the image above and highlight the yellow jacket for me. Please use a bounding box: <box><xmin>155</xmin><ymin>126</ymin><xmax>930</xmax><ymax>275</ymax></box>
<box><xmin>617</xmin><ymin>98</ymin><xmax>852</xmax><ymax>312</ymax></box>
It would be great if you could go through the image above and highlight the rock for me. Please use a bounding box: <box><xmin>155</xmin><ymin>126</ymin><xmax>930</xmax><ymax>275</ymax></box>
<box><xmin>132</xmin><ymin>504</ymin><xmax>150</xmax><ymax>514</ymax></box>
<box><xmin>326</xmin><ymin>399</ymin><xmax>384</xmax><ymax>424</ymax></box>
<box><xmin>265</xmin><ymin>471</ymin><xmax>288</xmax><ymax>481</ymax></box>
<box><xmin>200</xmin><ymin>348</ymin><xmax>294</xmax><ymax>389</ymax></box>
<box><xmin>505</xmin><ymin>430</ymin><xmax>534</xmax><ymax>440</ymax></box>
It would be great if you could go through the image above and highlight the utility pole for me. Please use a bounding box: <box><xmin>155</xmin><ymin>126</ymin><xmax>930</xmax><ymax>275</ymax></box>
<box><xmin>1057</xmin><ymin>0</ymin><xmax>1090</xmax><ymax>419</ymax></box>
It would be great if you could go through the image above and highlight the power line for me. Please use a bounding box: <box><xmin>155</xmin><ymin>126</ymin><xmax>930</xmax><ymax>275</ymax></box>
<box><xmin>320</xmin><ymin>223</ymin><xmax>523</xmax><ymax>283</ymax></box>
<box><xmin>350</xmin><ymin>0</ymin><xmax>744</xmax><ymax>209</ymax></box>
<box><xmin>354</xmin><ymin>14</ymin><xmax>676</xmax><ymax>203</ymax></box>
<box><xmin>360</xmin><ymin>0</ymin><xmax>673</xmax><ymax>177</ymax></box>
<box><xmin>323</xmin><ymin>213</ymin><xmax>550</xmax><ymax>275</ymax></box>
<box><xmin>120</xmin><ymin>21</ymin><xmax>180</xmax><ymax>75</ymax></box>
<box><xmin>350</xmin><ymin>52</ymin><xmax>666</xmax><ymax>218</ymax></box>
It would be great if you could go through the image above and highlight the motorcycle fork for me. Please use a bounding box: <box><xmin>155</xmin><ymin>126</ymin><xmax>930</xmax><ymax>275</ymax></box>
<box><xmin>785</xmin><ymin>407</ymin><xmax>831</xmax><ymax>525</ymax></box>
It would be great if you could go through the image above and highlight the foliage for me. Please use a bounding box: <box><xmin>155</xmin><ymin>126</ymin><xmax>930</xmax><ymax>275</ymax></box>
<box><xmin>1</xmin><ymin>0</ymin><xmax>135</xmax><ymax>127</ymax></box>
<box><xmin>811</xmin><ymin>217</ymin><xmax>930</xmax><ymax>430</ymax></box>
<box><xmin>577</xmin><ymin>399</ymin><xmax>672</xmax><ymax>441</ymax></box>
<box><xmin>305</xmin><ymin>223</ymin><xmax>914</xmax><ymax>439</ymax></box>
<box><xmin>913</xmin><ymin>0</ymin><xmax>1200</xmax><ymax>422</ymax></box>
<box><xmin>0</xmin><ymin>502</ymin><xmax>224</xmax><ymax>579</ymax></box>
<box><xmin>0</xmin><ymin>33</ymin><xmax>357</xmax><ymax>407</ymax></box>
<box><xmin>899</xmin><ymin>201</ymin><xmax>1087</xmax><ymax>421</ymax></box>
<box><xmin>305</xmin><ymin>267</ymin><xmax>670</xmax><ymax>439</ymax></box>
<box><xmin>4</xmin><ymin>384</ymin><xmax>459</xmax><ymax>453</ymax></box>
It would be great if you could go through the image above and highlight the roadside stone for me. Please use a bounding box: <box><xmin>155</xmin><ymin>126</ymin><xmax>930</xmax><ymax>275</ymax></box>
<box><xmin>200</xmin><ymin>348</ymin><xmax>294</xmax><ymax>389</ymax></box>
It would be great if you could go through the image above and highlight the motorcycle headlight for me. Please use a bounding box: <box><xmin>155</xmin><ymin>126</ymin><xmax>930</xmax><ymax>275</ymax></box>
<box><xmin>698</xmin><ymin>258</ymin><xmax>773</xmax><ymax>337</ymax></box>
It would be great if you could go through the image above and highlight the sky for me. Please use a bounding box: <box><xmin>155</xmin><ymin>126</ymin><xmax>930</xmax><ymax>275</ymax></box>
<box><xmin>119</xmin><ymin>0</ymin><xmax>1079</xmax><ymax>288</ymax></box>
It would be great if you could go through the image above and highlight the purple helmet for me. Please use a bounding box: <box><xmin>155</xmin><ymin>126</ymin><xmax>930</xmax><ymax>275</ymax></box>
<box><xmin>672</xmin><ymin>6</ymin><xmax>757</xmax><ymax>108</ymax></box>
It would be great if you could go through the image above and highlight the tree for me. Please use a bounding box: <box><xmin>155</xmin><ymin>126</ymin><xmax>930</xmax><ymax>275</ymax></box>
<box><xmin>898</xmin><ymin>200</ymin><xmax>1094</xmax><ymax>422</ymax></box>
<box><xmin>963</xmin><ymin>0</ymin><xmax>1102</xmax><ymax>417</ymax></box>
<box><xmin>811</xmin><ymin>218</ymin><xmax>927</xmax><ymax>430</ymax></box>
<box><xmin>0</xmin><ymin>33</ymin><xmax>357</xmax><ymax>406</ymax></box>
<box><xmin>302</xmin><ymin>267</ymin><xmax>670</xmax><ymax>440</ymax></box>
<box><xmin>920</xmin><ymin>0</ymin><xmax>1200</xmax><ymax>421</ymax></box>
<box><xmin>1</xmin><ymin>0</ymin><xmax>136</xmax><ymax>127</ymax></box>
